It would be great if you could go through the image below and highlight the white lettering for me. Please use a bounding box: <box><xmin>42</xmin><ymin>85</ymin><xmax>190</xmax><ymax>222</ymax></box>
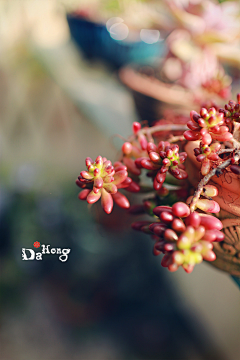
<box><xmin>41</xmin><ymin>244</ymin><xmax>50</xmax><ymax>254</ymax></box>
<box><xmin>59</xmin><ymin>249</ymin><xmax>71</xmax><ymax>262</ymax></box>
<box><xmin>22</xmin><ymin>249</ymin><xmax>35</xmax><ymax>260</ymax></box>
<box><xmin>36</xmin><ymin>252</ymin><xmax>42</xmax><ymax>260</ymax></box>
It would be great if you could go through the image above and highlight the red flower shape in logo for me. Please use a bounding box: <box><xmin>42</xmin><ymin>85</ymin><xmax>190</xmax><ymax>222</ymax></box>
<box><xmin>33</xmin><ymin>241</ymin><xmax>41</xmax><ymax>248</ymax></box>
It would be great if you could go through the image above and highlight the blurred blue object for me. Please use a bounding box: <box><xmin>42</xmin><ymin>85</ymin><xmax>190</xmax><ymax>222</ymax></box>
<box><xmin>67</xmin><ymin>15</ymin><xmax>165</xmax><ymax>69</ymax></box>
<box><xmin>231</xmin><ymin>276</ymin><xmax>240</xmax><ymax>288</ymax></box>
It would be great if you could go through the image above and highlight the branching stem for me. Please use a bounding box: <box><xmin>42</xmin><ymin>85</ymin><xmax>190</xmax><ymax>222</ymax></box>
<box><xmin>189</xmin><ymin>150</ymin><xmax>240</xmax><ymax>212</ymax></box>
<box><xmin>129</xmin><ymin>124</ymin><xmax>188</xmax><ymax>142</ymax></box>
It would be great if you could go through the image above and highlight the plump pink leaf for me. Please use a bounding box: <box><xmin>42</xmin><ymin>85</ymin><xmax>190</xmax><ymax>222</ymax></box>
<box><xmin>117</xmin><ymin>177</ymin><xmax>132</xmax><ymax>189</ymax></box>
<box><xmin>80</xmin><ymin>171</ymin><xmax>93</xmax><ymax>180</ymax></box>
<box><xmin>132</xmin><ymin>122</ymin><xmax>141</xmax><ymax>134</ymax></box>
<box><xmin>123</xmin><ymin>157</ymin><xmax>141</xmax><ymax>175</ymax></box>
<box><xmin>187</xmin><ymin>121</ymin><xmax>200</xmax><ymax>131</ymax></box>
<box><xmin>112</xmin><ymin>170</ymin><xmax>128</xmax><ymax>185</ymax></box>
<box><xmin>94</xmin><ymin>177</ymin><xmax>103</xmax><ymax>189</ymax></box>
<box><xmin>78</xmin><ymin>189</ymin><xmax>91</xmax><ymax>200</ymax></box>
<box><xmin>101</xmin><ymin>188</ymin><xmax>113</xmax><ymax>214</ymax></box>
<box><xmin>182</xmin><ymin>264</ymin><xmax>194</xmax><ymax>273</ymax></box>
<box><xmin>112</xmin><ymin>192</ymin><xmax>130</xmax><ymax>209</ymax></box>
<box><xmin>199</xmin><ymin>214</ymin><xmax>223</xmax><ymax>230</ymax></box>
<box><xmin>202</xmin><ymin>185</ymin><xmax>218</xmax><ymax>197</ymax></box>
<box><xmin>153</xmin><ymin>206</ymin><xmax>172</xmax><ymax>217</ymax></box>
<box><xmin>196</xmin><ymin>199</ymin><xmax>220</xmax><ymax>213</ymax></box>
<box><xmin>172</xmin><ymin>202</ymin><xmax>190</xmax><ymax>218</ymax></box>
<box><xmin>131</xmin><ymin>221</ymin><xmax>152</xmax><ymax>231</ymax></box>
<box><xmin>212</xmin><ymin>132</ymin><xmax>233</xmax><ymax>141</ymax></box>
<box><xmin>201</xmin><ymin>158</ymin><xmax>211</xmax><ymax>175</ymax></box>
<box><xmin>202</xmin><ymin>250</ymin><xmax>216</xmax><ymax>262</ymax></box>
<box><xmin>138</xmin><ymin>134</ymin><xmax>148</xmax><ymax>150</ymax></box>
<box><xmin>141</xmin><ymin>159</ymin><xmax>159</xmax><ymax>170</ymax></box>
<box><xmin>185</xmin><ymin>212</ymin><xmax>200</xmax><ymax>228</ymax></box>
<box><xmin>184</xmin><ymin>130</ymin><xmax>201</xmax><ymax>141</ymax></box>
<box><xmin>124</xmin><ymin>182</ymin><xmax>140</xmax><ymax>193</ymax></box>
<box><xmin>103</xmin><ymin>183</ymin><xmax>118</xmax><ymax>194</ymax></box>
<box><xmin>87</xmin><ymin>190</ymin><xmax>102</xmax><ymax>204</ymax></box>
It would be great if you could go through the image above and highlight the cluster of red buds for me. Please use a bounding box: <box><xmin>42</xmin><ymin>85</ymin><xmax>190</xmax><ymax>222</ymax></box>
<box><xmin>76</xmin><ymin>93</ymin><xmax>240</xmax><ymax>275</ymax></box>
<box><xmin>219</xmin><ymin>94</ymin><xmax>240</xmax><ymax>125</ymax></box>
<box><xmin>121</xmin><ymin>122</ymin><xmax>148</xmax><ymax>176</ymax></box>
<box><xmin>135</xmin><ymin>141</ymin><xmax>188</xmax><ymax>190</ymax></box>
<box><xmin>132</xmin><ymin>202</ymin><xmax>223</xmax><ymax>273</ymax></box>
<box><xmin>184</xmin><ymin>107</ymin><xmax>233</xmax><ymax>144</ymax></box>
<box><xmin>194</xmin><ymin>142</ymin><xmax>221</xmax><ymax>175</ymax></box>
<box><xmin>76</xmin><ymin>156</ymin><xmax>140</xmax><ymax>214</ymax></box>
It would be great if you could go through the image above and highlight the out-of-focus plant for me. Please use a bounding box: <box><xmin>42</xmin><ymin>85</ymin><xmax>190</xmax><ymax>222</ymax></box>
<box><xmin>159</xmin><ymin>0</ymin><xmax>240</xmax><ymax>98</ymax></box>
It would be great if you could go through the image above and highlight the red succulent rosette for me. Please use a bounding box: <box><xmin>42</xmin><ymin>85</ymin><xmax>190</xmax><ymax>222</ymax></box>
<box><xmin>132</xmin><ymin>202</ymin><xmax>224</xmax><ymax>273</ymax></box>
<box><xmin>135</xmin><ymin>141</ymin><xmax>187</xmax><ymax>191</ymax></box>
<box><xmin>184</xmin><ymin>107</ymin><xmax>233</xmax><ymax>145</ymax></box>
<box><xmin>76</xmin><ymin>156</ymin><xmax>140</xmax><ymax>214</ymax></box>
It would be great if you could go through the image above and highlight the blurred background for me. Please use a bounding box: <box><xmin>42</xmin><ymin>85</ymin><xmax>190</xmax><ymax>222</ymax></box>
<box><xmin>0</xmin><ymin>1</ymin><xmax>240</xmax><ymax>359</ymax></box>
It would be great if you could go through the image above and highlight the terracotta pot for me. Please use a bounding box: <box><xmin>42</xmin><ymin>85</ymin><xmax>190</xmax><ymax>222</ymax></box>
<box><xmin>185</xmin><ymin>141</ymin><xmax>240</xmax><ymax>276</ymax></box>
